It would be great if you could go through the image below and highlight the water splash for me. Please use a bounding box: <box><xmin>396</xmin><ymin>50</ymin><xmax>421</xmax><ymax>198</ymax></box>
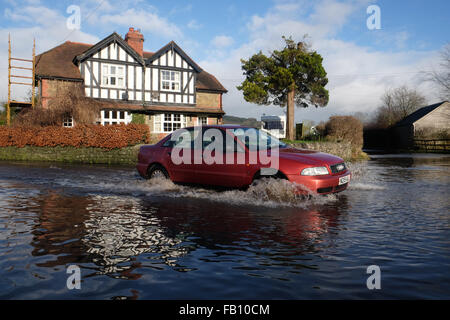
<box><xmin>346</xmin><ymin>162</ymin><xmax>366</xmax><ymax>180</ymax></box>
<box><xmin>348</xmin><ymin>183</ymin><xmax>385</xmax><ymax>190</ymax></box>
<box><xmin>144</xmin><ymin>177</ymin><xmax>337</xmax><ymax>208</ymax></box>
<box><xmin>347</xmin><ymin>161</ymin><xmax>386</xmax><ymax>190</ymax></box>
<box><xmin>53</xmin><ymin>174</ymin><xmax>339</xmax><ymax>208</ymax></box>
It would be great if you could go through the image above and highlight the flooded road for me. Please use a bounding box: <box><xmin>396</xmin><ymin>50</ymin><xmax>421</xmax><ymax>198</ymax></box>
<box><xmin>0</xmin><ymin>153</ymin><xmax>449</xmax><ymax>299</ymax></box>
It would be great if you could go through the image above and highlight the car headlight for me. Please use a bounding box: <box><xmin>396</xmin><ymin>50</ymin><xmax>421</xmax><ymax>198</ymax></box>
<box><xmin>301</xmin><ymin>166</ymin><xmax>329</xmax><ymax>176</ymax></box>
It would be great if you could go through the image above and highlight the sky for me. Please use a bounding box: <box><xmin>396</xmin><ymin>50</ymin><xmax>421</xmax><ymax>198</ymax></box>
<box><xmin>0</xmin><ymin>0</ymin><xmax>449</xmax><ymax>123</ymax></box>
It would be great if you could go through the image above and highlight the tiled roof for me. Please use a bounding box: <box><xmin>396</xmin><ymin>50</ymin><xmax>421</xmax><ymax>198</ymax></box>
<box><xmin>35</xmin><ymin>42</ymin><xmax>90</xmax><ymax>80</ymax></box>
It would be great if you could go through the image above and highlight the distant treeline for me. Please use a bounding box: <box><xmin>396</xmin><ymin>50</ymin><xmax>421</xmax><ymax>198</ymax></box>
<box><xmin>223</xmin><ymin>115</ymin><xmax>261</xmax><ymax>127</ymax></box>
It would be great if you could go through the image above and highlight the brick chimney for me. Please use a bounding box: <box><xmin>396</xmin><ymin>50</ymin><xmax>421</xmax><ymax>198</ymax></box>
<box><xmin>125</xmin><ymin>27</ymin><xmax>144</xmax><ymax>56</ymax></box>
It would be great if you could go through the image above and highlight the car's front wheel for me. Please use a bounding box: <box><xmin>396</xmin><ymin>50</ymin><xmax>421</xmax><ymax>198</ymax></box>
<box><xmin>147</xmin><ymin>164</ymin><xmax>169</xmax><ymax>180</ymax></box>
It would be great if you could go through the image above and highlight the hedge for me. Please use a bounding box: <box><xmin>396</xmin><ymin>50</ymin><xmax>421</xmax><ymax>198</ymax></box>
<box><xmin>0</xmin><ymin>124</ymin><xmax>150</xmax><ymax>149</ymax></box>
<box><xmin>324</xmin><ymin>116</ymin><xmax>364</xmax><ymax>158</ymax></box>
<box><xmin>131</xmin><ymin>113</ymin><xmax>146</xmax><ymax>124</ymax></box>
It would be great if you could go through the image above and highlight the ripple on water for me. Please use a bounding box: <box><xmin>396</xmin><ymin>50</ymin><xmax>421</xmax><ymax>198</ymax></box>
<box><xmin>0</xmin><ymin>156</ymin><xmax>449</xmax><ymax>299</ymax></box>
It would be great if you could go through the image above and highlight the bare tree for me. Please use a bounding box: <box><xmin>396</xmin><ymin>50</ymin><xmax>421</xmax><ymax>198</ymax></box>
<box><xmin>426</xmin><ymin>44</ymin><xmax>450</xmax><ymax>100</ymax></box>
<box><xmin>374</xmin><ymin>86</ymin><xmax>426</xmax><ymax>128</ymax></box>
<box><xmin>352</xmin><ymin>111</ymin><xmax>372</xmax><ymax>125</ymax></box>
<box><xmin>14</xmin><ymin>85</ymin><xmax>102</xmax><ymax>127</ymax></box>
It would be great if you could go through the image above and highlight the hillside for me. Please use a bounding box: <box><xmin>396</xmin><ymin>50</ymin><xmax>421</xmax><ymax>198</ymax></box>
<box><xmin>223</xmin><ymin>115</ymin><xmax>261</xmax><ymax>127</ymax></box>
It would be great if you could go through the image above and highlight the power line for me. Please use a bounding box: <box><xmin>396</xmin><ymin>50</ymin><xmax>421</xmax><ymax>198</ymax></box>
<box><xmin>60</xmin><ymin>0</ymin><xmax>107</xmax><ymax>43</ymax></box>
<box><xmin>218</xmin><ymin>70</ymin><xmax>433</xmax><ymax>81</ymax></box>
<box><xmin>327</xmin><ymin>70</ymin><xmax>431</xmax><ymax>78</ymax></box>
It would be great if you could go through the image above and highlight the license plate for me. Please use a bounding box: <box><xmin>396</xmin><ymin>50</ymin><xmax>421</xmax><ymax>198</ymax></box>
<box><xmin>339</xmin><ymin>175</ymin><xmax>350</xmax><ymax>185</ymax></box>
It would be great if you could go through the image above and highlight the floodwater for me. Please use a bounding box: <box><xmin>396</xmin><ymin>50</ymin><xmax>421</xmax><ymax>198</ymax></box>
<box><xmin>0</xmin><ymin>153</ymin><xmax>449</xmax><ymax>299</ymax></box>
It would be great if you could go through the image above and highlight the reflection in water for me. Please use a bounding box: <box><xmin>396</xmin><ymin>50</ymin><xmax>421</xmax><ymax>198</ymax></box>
<box><xmin>29</xmin><ymin>190</ymin><xmax>344</xmax><ymax>281</ymax></box>
<box><xmin>31</xmin><ymin>192</ymin><xmax>91</xmax><ymax>265</ymax></box>
<box><xmin>0</xmin><ymin>154</ymin><xmax>449</xmax><ymax>299</ymax></box>
<box><xmin>146</xmin><ymin>198</ymin><xmax>345</xmax><ymax>253</ymax></box>
<box><xmin>30</xmin><ymin>192</ymin><xmax>192</xmax><ymax>280</ymax></box>
<box><xmin>368</xmin><ymin>153</ymin><xmax>450</xmax><ymax>183</ymax></box>
<box><xmin>82</xmin><ymin>196</ymin><xmax>190</xmax><ymax>278</ymax></box>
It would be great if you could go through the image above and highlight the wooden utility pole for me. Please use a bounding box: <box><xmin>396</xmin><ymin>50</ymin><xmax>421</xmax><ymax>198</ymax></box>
<box><xmin>6</xmin><ymin>34</ymin><xmax>36</xmax><ymax>125</ymax></box>
<box><xmin>32</xmin><ymin>39</ymin><xmax>36</xmax><ymax>108</ymax></box>
<box><xmin>7</xmin><ymin>34</ymin><xmax>11</xmax><ymax>126</ymax></box>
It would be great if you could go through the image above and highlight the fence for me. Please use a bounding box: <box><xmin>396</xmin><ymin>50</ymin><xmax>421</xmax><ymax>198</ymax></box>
<box><xmin>413</xmin><ymin>139</ymin><xmax>450</xmax><ymax>152</ymax></box>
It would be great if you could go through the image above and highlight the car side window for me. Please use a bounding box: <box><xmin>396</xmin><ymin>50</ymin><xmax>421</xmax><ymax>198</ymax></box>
<box><xmin>164</xmin><ymin>128</ymin><xmax>246</xmax><ymax>152</ymax></box>
<box><xmin>163</xmin><ymin>129</ymin><xmax>196</xmax><ymax>149</ymax></box>
<box><xmin>174</xmin><ymin>131</ymin><xmax>193</xmax><ymax>149</ymax></box>
<box><xmin>202</xmin><ymin>133</ymin><xmax>216</xmax><ymax>150</ymax></box>
<box><xmin>162</xmin><ymin>138</ymin><xmax>174</xmax><ymax>148</ymax></box>
<box><xmin>201</xmin><ymin>128</ymin><xmax>245</xmax><ymax>153</ymax></box>
<box><xmin>223</xmin><ymin>130</ymin><xmax>245</xmax><ymax>153</ymax></box>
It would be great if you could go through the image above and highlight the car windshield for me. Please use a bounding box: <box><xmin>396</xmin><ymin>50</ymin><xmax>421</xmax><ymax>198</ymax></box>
<box><xmin>231</xmin><ymin>128</ymin><xmax>287</xmax><ymax>151</ymax></box>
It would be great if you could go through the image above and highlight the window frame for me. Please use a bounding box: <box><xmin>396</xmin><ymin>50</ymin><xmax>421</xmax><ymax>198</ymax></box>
<box><xmin>160</xmin><ymin>70</ymin><xmax>181</xmax><ymax>92</ymax></box>
<box><xmin>197</xmin><ymin>116</ymin><xmax>208</xmax><ymax>126</ymax></box>
<box><xmin>100</xmin><ymin>110</ymin><xmax>132</xmax><ymax>126</ymax></box>
<box><xmin>163</xmin><ymin>113</ymin><xmax>181</xmax><ymax>132</ymax></box>
<box><xmin>153</xmin><ymin>113</ymin><xmax>187</xmax><ymax>133</ymax></box>
<box><xmin>102</xmin><ymin>64</ymin><xmax>125</xmax><ymax>89</ymax></box>
<box><xmin>62</xmin><ymin>114</ymin><xmax>74</xmax><ymax>128</ymax></box>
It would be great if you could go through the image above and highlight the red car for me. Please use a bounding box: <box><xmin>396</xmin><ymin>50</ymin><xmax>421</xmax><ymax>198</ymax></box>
<box><xmin>137</xmin><ymin>125</ymin><xmax>351</xmax><ymax>194</ymax></box>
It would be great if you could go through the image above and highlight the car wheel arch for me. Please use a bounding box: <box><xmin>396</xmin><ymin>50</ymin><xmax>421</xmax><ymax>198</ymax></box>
<box><xmin>252</xmin><ymin>169</ymin><xmax>288</xmax><ymax>182</ymax></box>
<box><xmin>146</xmin><ymin>162</ymin><xmax>170</xmax><ymax>179</ymax></box>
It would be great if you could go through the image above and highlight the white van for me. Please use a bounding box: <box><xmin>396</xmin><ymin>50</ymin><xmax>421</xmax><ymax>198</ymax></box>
<box><xmin>260</xmin><ymin>115</ymin><xmax>286</xmax><ymax>139</ymax></box>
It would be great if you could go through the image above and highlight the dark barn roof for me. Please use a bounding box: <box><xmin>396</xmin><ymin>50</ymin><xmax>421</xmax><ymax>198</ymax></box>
<box><xmin>395</xmin><ymin>101</ymin><xmax>448</xmax><ymax>127</ymax></box>
<box><xmin>35</xmin><ymin>41</ymin><xmax>227</xmax><ymax>93</ymax></box>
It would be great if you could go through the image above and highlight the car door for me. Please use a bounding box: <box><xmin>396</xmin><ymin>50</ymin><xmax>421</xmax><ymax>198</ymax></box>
<box><xmin>221</xmin><ymin>129</ymin><xmax>250</xmax><ymax>187</ymax></box>
<box><xmin>195</xmin><ymin>128</ymin><xmax>249</xmax><ymax>187</ymax></box>
<box><xmin>162</xmin><ymin>128</ymin><xmax>197</xmax><ymax>183</ymax></box>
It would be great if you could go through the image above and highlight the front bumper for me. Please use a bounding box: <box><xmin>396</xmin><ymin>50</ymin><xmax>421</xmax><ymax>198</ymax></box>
<box><xmin>286</xmin><ymin>170</ymin><xmax>351</xmax><ymax>194</ymax></box>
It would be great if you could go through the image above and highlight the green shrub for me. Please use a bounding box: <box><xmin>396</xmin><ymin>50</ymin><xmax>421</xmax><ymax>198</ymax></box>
<box><xmin>131</xmin><ymin>113</ymin><xmax>146</xmax><ymax>124</ymax></box>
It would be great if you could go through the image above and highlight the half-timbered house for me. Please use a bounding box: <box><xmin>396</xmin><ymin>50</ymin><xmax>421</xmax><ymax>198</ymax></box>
<box><xmin>35</xmin><ymin>27</ymin><xmax>227</xmax><ymax>140</ymax></box>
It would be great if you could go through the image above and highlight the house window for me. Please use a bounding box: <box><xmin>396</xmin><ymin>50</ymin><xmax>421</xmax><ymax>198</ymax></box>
<box><xmin>198</xmin><ymin>116</ymin><xmax>207</xmax><ymax>126</ymax></box>
<box><xmin>102</xmin><ymin>64</ymin><xmax>125</xmax><ymax>88</ymax></box>
<box><xmin>153</xmin><ymin>113</ymin><xmax>187</xmax><ymax>133</ymax></box>
<box><xmin>161</xmin><ymin>70</ymin><xmax>180</xmax><ymax>91</ymax></box>
<box><xmin>164</xmin><ymin>113</ymin><xmax>181</xmax><ymax>132</ymax></box>
<box><xmin>63</xmin><ymin>114</ymin><xmax>73</xmax><ymax>127</ymax></box>
<box><xmin>100</xmin><ymin>110</ymin><xmax>131</xmax><ymax>125</ymax></box>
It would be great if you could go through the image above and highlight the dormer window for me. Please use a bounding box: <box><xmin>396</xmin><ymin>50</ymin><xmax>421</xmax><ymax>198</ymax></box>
<box><xmin>102</xmin><ymin>64</ymin><xmax>125</xmax><ymax>88</ymax></box>
<box><xmin>161</xmin><ymin>70</ymin><xmax>180</xmax><ymax>91</ymax></box>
